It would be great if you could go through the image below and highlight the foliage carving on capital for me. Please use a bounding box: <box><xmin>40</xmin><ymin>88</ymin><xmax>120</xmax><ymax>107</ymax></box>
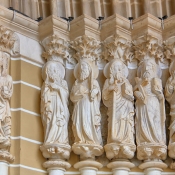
<box><xmin>103</xmin><ymin>35</ymin><xmax>134</xmax><ymax>63</ymax></box>
<box><xmin>70</xmin><ymin>35</ymin><xmax>101</xmax><ymax>62</ymax></box>
<box><xmin>42</xmin><ymin>35</ymin><xmax>69</xmax><ymax>63</ymax></box>
<box><xmin>133</xmin><ymin>34</ymin><xmax>167</xmax><ymax>66</ymax></box>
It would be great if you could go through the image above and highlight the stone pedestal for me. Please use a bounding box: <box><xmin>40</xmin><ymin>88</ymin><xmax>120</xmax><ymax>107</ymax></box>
<box><xmin>74</xmin><ymin>160</ymin><xmax>103</xmax><ymax>175</ymax></box>
<box><xmin>139</xmin><ymin>161</ymin><xmax>167</xmax><ymax>175</ymax></box>
<box><xmin>0</xmin><ymin>162</ymin><xmax>9</xmax><ymax>175</ymax></box>
<box><xmin>107</xmin><ymin>160</ymin><xmax>135</xmax><ymax>175</ymax></box>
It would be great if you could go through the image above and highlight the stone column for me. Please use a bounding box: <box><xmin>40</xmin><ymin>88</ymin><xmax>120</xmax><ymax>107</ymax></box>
<box><xmin>40</xmin><ymin>35</ymin><xmax>71</xmax><ymax>175</ymax></box>
<box><xmin>0</xmin><ymin>26</ymin><xmax>19</xmax><ymax>175</ymax></box>
<box><xmin>102</xmin><ymin>35</ymin><xmax>136</xmax><ymax>175</ymax></box>
<box><xmin>70</xmin><ymin>35</ymin><xmax>104</xmax><ymax>175</ymax></box>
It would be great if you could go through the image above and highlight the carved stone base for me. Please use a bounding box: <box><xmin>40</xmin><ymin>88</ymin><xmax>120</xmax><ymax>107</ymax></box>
<box><xmin>137</xmin><ymin>144</ymin><xmax>167</xmax><ymax>160</ymax></box>
<box><xmin>104</xmin><ymin>143</ymin><xmax>136</xmax><ymax>160</ymax></box>
<box><xmin>107</xmin><ymin>160</ymin><xmax>135</xmax><ymax>175</ymax></box>
<box><xmin>74</xmin><ymin>160</ymin><xmax>103</xmax><ymax>175</ymax></box>
<box><xmin>139</xmin><ymin>161</ymin><xmax>167</xmax><ymax>175</ymax></box>
<box><xmin>0</xmin><ymin>150</ymin><xmax>14</xmax><ymax>163</ymax></box>
<box><xmin>72</xmin><ymin>143</ymin><xmax>104</xmax><ymax>160</ymax></box>
<box><xmin>43</xmin><ymin>159</ymin><xmax>71</xmax><ymax>172</ymax></box>
<box><xmin>168</xmin><ymin>143</ymin><xmax>175</xmax><ymax>159</ymax></box>
<box><xmin>40</xmin><ymin>143</ymin><xmax>71</xmax><ymax>160</ymax></box>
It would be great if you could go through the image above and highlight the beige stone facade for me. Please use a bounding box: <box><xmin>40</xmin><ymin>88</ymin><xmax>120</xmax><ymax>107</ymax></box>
<box><xmin>1</xmin><ymin>1</ymin><xmax>175</xmax><ymax>175</ymax></box>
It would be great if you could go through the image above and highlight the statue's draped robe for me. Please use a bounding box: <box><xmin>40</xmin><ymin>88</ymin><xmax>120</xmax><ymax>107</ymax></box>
<box><xmin>41</xmin><ymin>81</ymin><xmax>69</xmax><ymax>144</ymax></box>
<box><xmin>165</xmin><ymin>77</ymin><xmax>175</xmax><ymax>144</ymax></box>
<box><xmin>70</xmin><ymin>79</ymin><xmax>102</xmax><ymax>145</ymax></box>
<box><xmin>0</xmin><ymin>75</ymin><xmax>13</xmax><ymax>139</ymax></box>
<box><xmin>102</xmin><ymin>79</ymin><xmax>135</xmax><ymax>144</ymax></box>
<box><xmin>135</xmin><ymin>78</ymin><xmax>166</xmax><ymax>146</ymax></box>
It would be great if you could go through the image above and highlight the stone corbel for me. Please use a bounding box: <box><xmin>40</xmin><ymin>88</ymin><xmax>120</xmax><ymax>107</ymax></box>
<box><xmin>134</xmin><ymin>34</ymin><xmax>167</xmax><ymax>175</ymax></box>
<box><xmin>40</xmin><ymin>34</ymin><xmax>71</xmax><ymax>175</ymax></box>
<box><xmin>0</xmin><ymin>25</ymin><xmax>20</xmax><ymax>175</ymax></box>
<box><xmin>70</xmin><ymin>35</ymin><xmax>104</xmax><ymax>175</ymax></box>
<box><xmin>102</xmin><ymin>35</ymin><xmax>135</xmax><ymax>175</ymax></box>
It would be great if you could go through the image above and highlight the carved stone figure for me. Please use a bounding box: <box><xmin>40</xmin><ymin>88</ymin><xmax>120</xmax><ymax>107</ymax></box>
<box><xmin>40</xmin><ymin>35</ymin><xmax>71</xmax><ymax>173</ymax></box>
<box><xmin>0</xmin><ymin>52</ymin><xmax>13</xmax><ymax>148</ymax></box>
<box><xmin>70</xmin><ymin>35</ymin><xmax>103</xmax><ymax>160</ymax></box>
<box><xmin>70</xmin><ymin>60</ymin><xmax>103</xmax><ymax>159</ymax></box>
<box><xmin>103</xmin><ymin>59</ymin><xmax>135</xmax><ymax>160</ymax></box>
<box><xmin>134</xmin><ymin>59</ymin><xmax>166</xmax><ymax>160</ymax></box>
<box><xmin>165</xmin><ymin>60</ymin><xmax>175</xmax><ymax>159</ymax></box>
<box><xmin>41</xmin><ymin>61</ymin><xmax>69</xmax><ymax>145</ymax></box>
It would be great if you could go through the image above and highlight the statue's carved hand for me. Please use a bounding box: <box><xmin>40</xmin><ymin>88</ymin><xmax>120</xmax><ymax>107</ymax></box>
<box><xmin>134</xmin><ymin>91</ymin><xmax>144</xmax><ymax>101</ymax></box>
<box><xmin>109</xmin><ymin>84</ymin><xmax>118</xmax><ymax>92</ymax></box>
<box><xmin>91</xmin><ymin>88</ymin><xmax>98</xmax><ymax>100</ymax></box>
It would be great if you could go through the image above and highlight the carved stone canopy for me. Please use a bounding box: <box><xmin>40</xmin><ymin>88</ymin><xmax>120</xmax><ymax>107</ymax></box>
<box><xmin>42</xmin><ymin>35</ymin><xmax>69</xmax><ymax>64</ymax></box>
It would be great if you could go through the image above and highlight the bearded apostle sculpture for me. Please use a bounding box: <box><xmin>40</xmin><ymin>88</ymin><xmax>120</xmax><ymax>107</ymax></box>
<box><xmin>41</xmin><ymin>61</ymin><xmax>69</xmax><ymax>145</ymax></box>
<box><xmin>103</xmin><ymin>60</ymin><xmax>135</xmax><ymax>160</ymax></box>
<box><xmin>134</xmin><ymin>59</ymin><xmax>166</xmax><ymax>160</ymax></box>
<box><xmin>70</xmin><ymin>35</ymin><xmax>103</xmax><ymax>160</ymax></box>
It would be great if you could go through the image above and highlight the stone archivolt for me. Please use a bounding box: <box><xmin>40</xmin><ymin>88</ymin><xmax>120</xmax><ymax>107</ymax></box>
<box><xmin>39</xmin><ymin>33</ymin><xmax>175</xmax><ymax>174</ymax></box>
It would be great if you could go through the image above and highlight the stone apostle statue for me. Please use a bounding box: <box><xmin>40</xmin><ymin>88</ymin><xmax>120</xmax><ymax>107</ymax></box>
<box><xmin>103</xmin><ymin>59</ymin><xmax>135</xmax><ymax>159</ymax></box>
<box><xmin>0</xmin><ymin>52</ymin><xmax>13</xmax><ymax>147</ymax></box>
<box><xmin>165</xmin><ymin>60</ymin><xmax>175</xmax><ymax>159</ymax></box>
<box><xmin>134</xmin><ymin>59</ymin><xmax>166</xmax><ymax>160</ymax></box>
<box><xmin>41</xmin><ymin>61</ymin><xmax>70</xmax><ymax>145</ymax></box>
<box><xmin>70</xmin><ymin>60</ymin><xmax>102</xmax><ymax>146</ymax></box>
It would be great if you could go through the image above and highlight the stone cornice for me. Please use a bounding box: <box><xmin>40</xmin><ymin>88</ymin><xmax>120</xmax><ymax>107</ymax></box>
<box><xmin>39</xmin><ymin>15</ymin><xmax>69</xmax><ymax>41</ymax></box>
<box><xmin>163</xmin><ymin>14</ymin><xmax>175</xmax><ymax>41</ymax></box>
<box><xmin>0</xmin><ymin>5</ymin><xmax>38</xmax><ymax>41</ymax></box>
<box><xmin>132</xmin><ymin>13</ymin><xmax>162</xmax><ymax>41</ymax></box>
<box><xmin>70</xmin><ymin>14</ymin><xmax>100</xmax><ymax>40</ymax></box>
<box><xmin>101</xmin><ymin>14</ymin><xmax>131</xmax><ymax>40</ymax></box>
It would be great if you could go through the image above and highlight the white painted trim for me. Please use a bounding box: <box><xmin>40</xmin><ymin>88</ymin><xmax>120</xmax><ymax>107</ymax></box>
<box><xmin>13</xmin><ymin>81</ymin><xmax>41</xmax><ymax>90</ymax></box>
<box><xmin>9</xmin><ymin>164</ymin><xmax>47</xmax><ymax>173</ymax></box>
<box><xmin>11</xmin><ymin>108</ymin><xmax>40</xmax><ymax>117</ymax></box>
<box><xmin>11</xmin><ymin>136</ymin><xmax>43</xmax><ymax>145</ymax></box>
<box><xmin>7</xmin><ymin>165</ymin><xmax>175</xmax><ymax>175</ymax></box>
<box><xmin>11</xmin><ymin>57</ymin><xmax>43</xmax><ymax>68</ymax></box>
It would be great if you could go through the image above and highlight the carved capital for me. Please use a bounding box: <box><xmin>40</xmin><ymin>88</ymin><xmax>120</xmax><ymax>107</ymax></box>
<box><xmin>70</xmin><ymin>35</ymin><xmax>101</xmax><ymax>62</ymax></box>
<box><xmin>42</xmin><ymin>35</ymin><xmax>69</xmax><ymax>64</ymax></box>
<box><xmin>0</xmin><ymin>150</ymin><xmax>14</xmax><ymax>163</ymax></box>
<box><xmin>103</xmin><ymin>35</ymin><xmax>134</xmax><ymax>63</ymax></box>
<box><xmin>104</xmin><ymin>143</ymin><xmax>136</xmax><ymax>160</ymax></box>
<box><xmin>134</xmin><ymin>35</ymin><xmax>165</xmax><ymax>65</ymax></box>
<box><xmin>164</xmin><ymin>36</ymin><xmax>175</xmax><ymax>61</ymax></box>
<box><xmin>40</xmin><ymin>144</ymin><xmax>71</xmax><ymax>160</ymax></box>
<box><xmin>72</xmin><ymin>144</ymin><xmax>104</xmax><ymax>160</ymax></box>
<box><xmin>137</xmin><ymin>145</ymin><xmax>167</xmax><ymax>160</ymax></box>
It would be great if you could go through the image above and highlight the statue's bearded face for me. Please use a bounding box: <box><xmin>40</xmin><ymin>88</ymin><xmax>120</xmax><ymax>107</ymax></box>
<box><xmin>47</xmin><ymin>65</ymin><xmax>60</xmax><ymax>82</ymax></box>
<box><xmin>110</xmin><ymin>62</ymin><xmax>124</xmax><ymax>81</ymax></box>
<box><xmin>79</xmin><ymin>62</ymin><xmax>90</xmax><ymax>81</ymax></box>
<box><xmin>142</xmin><ymin>61</ymin><xmax>155</xmax><ymax>79</ymax></box>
